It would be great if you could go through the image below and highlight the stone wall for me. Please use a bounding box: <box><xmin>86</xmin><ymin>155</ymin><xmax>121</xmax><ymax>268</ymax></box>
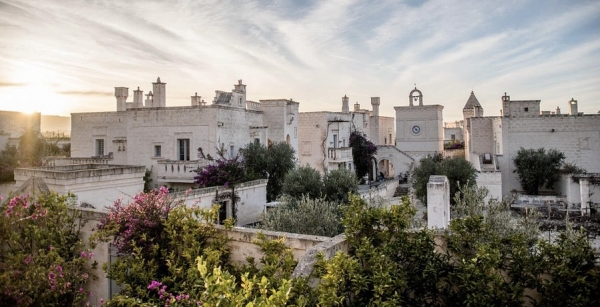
<box><xmin>499</xmin><ymin>115</ymin><xmax>600</xmax><ymax>195</ymax></box>
<box><xmin>77</xmin><ymin>208</ymin><xmax>332</xmax><ymax>302</ymax></box>
<box><xmin>476</xmin><ymin>171</ymin><xmax>502</xmax><ymax>202</ymax></box>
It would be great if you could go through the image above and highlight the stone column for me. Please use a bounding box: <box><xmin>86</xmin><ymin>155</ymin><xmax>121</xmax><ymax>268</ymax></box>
<box><xmin>427</xmin><ymin>175</ymin><xmax>450</xmax><ymax>229</ymax></box>
<box><xmin>580</xmin><ymin>178</ymin><xmax>590</xmax><ymax>216</ymax></box>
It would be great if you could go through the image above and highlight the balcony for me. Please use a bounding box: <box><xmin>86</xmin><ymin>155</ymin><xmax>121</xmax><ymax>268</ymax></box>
<box><xmin>157</xmin><ymin>160</ymin><xmax>207</xmax><ymax>183</ymax></box>
<box><xmin>327</xmin><ymin>147</ymin><xmax>352</xmax><ymax>162</ymax></box>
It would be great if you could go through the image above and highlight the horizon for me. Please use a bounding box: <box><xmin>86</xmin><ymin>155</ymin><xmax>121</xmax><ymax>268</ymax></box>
<box><xmin>1</xmin><ymin>0</ymin><xmax>599</xmax><ymax>121</ymax></box>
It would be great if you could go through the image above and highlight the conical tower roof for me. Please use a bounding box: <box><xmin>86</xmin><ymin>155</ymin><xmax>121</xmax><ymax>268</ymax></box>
<box><xmin>463</xmin><ymin>91</ymin><xmax>482</xmax><ymax>110</ymax></box>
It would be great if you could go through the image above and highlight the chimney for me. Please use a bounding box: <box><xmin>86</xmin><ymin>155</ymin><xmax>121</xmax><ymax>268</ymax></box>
<box><xmin>191</xmin><ymin>92</ymin><xmax>202</xmax><ymax>106</ymax></box>
<box><xmin>354</xmin><ymin>102</ymin><xmax>360</xmax><ymax>112</ymax></box>
<box><xmin>145</xmin><ymin>91</ymin><xmax>153</xmax><ymax>108</ymax></box>
<box><xmin>152</xmin><ymin>77</ymin><xmax>166</xmax><ymax>107</ymax></box>
<box><xmin>371</xmin><ymin>97</ymin><xmax>380</xmax><ymax>117</ymax></box>
<box><xmin>115</xmin><ymin>87</ymin><xmax>129</xmax><ymax>111</ymax></box>
<box><xmin>342</xmin><ymin>95</ymin><xmax>349</xmax><ymax>113</ymax></box>
<box><xmin>234</xmin><ymin>79</ymin><xmax>246</xmax><ymax>93</ymax></box>
<box><xmin>569</xmin><ymin>98</ymin><xmax>578</xmax><ymax>116</ymax></box>
<box><xmin>133</xmin><ymin>87</ymin><xmax>143</xmax><ymax>108</ymax></box>
<box><xmin>556</xmin><ymin>106</ymin><xmax>561</xmax><ymax>115</ymax></box>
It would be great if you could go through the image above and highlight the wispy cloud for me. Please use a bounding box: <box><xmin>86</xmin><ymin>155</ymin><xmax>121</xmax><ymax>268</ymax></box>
<box><xmin>0</xmin><ymin>81</ymin><xmax>25</xmax><ymax>87</ymax></box>
<box><xmin>0</xmin><ymin>0</ymin><xmax>598</xmax><ymax>119</ymax></box>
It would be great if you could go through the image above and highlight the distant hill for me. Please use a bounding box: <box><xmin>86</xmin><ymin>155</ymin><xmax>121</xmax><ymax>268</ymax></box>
<box><xmin>41</xmin><ymin>115</ymin><xmax>71</xmax><ymax>135</ymax></box>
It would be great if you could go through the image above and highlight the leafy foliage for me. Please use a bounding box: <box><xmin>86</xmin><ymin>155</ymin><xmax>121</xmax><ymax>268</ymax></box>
<box><xmin>241</xmin><ymin>142</ymin><xmax>296</xmax><ymax>202</ymax></box>
<box><xmin>349</xmin><ymin>131</ymin><xmax>377</xmax><ymax>181</ymax></box>
<box><xmin>194</xmin><ymin>156</ymin><xmax>246</xmax><ymax>188</ymax></box>
<box><xmin>93</xmin><ymin>188</ymin><xmax>231</xmax><ymax>305</ymax></box>
<box><xmin>0</xmin><ymin>193</ymin><xmax>94</xmax><ymax>306</ymax></box>
<box><xmin>323</xmin><ymin>168</ymin><xmax>359</xmax><ymax>204</ymax></box>
<box><xmin>513</xmin><ymin>147</ymin><xmax>566</xmax><ymax>195</ymax></box>
<box><xmin>261</xmin><ymin>196</ymin><xmax>344</xmax><ymax>237</ymax></box>
<box><xmin>413</xmin><ymin>154</ymin><xmax>477</xmax><ymax>204</ymax></box>
<box><xmin>281</xmin><ymin>165</ymin><xmax>323</xmax><ymax>200</ymax></box>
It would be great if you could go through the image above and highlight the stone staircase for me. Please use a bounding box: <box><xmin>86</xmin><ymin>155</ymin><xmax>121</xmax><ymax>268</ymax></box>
<box><xmin>394</xmin><ymin>186</ymin><xmax>410</xmax><ymax>197</ymax></box>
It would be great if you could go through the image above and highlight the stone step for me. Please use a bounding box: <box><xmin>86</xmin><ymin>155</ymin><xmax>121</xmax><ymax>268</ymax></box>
<box><xmin>394</xmin><ymin>186</ymin><xmax>409</xmax><ymax>197</ymax></box>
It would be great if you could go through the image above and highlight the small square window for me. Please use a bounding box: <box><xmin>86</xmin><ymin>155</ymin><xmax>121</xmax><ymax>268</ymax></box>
<box><xmin>524</xmin><ymin>107</ymin><xmax>529</xmax><ymax>112</ymax></box>
<box><xmin>154</xmin><ymin>145</ymin><xmax>162</xmax><ymax>157</ymax></box>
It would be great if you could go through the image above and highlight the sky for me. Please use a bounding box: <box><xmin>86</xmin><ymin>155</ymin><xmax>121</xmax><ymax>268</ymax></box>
<box><xmin>0</xmin><ymin>0</ymin><xmax>599</xmax><ymax>122</ymax></box>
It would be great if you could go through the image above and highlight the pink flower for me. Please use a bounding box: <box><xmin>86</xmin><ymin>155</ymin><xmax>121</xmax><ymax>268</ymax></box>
<box><xmin>55</xmin><ymin>265</ymin><xmax>63</xmax><ymax>272</ymax></box>
<box><xmin>24</xmin><ymin>255</ymin><xmax>31</xmax><ymax>265</ymax></box>
<box><xmin>66</xmin><ymin>282</ymin><xmax>71</xmax><ymax>288</ymax></box>
<box><xmin>49</xmin><ymin>245</ymin><xmax>54</xmax><ymax>251</ymax></box>
<box><xmin>80</xmin><ymin>251</ymin><xmax>87</xmax><ymax>258</ymax></box>
<box><xmin>100</xmin><ymin>298</ymin><xmax>104</xmax><ymax>304</ymax></box>
<box><xmin>89</xmin><ymin>291</ymin><xmax>93</xmax><ymax>296</ymax></box>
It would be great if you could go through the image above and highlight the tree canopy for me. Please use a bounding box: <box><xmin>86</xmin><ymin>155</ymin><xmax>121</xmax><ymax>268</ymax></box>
<box><xmin>241</xmin><ymin>142</ymin><xmax>297</xmax><ymax>202</ymax></box>
<box><xmin>413</xmin><ymin>154</ymin><xmax>477</xmax><ymax>204</ymax></box>
<box><xmin>513</xmin><ymin>147</ymin><xmax>566</xmax><ymax>195</ymax></box>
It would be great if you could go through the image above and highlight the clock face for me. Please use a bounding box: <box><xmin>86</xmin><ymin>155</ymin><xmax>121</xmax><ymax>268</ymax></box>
<box><xmin>412</xmin><ymin>125</ymin><xmax>421</xmax><ymax>135</ymax></box>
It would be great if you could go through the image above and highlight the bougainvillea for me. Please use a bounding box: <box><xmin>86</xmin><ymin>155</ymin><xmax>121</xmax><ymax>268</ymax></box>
<box><xmin>0</xmin><ymin>193</ymin><xmax>94</xmax><ymax>306</ymax></box>
<box><xmin>349</xmin><ymin>131</ymin><xmax>378</xmax><ymax>181</ymax></box>
<box><xmin>93</xmin><ymin>189</ymin><xmax>231</xmax><ymax>306</ymax></box>
<box><xmin>193</xmin><ymin>156</ymin><xmax>247</xmax><ymax>188</ymax></box>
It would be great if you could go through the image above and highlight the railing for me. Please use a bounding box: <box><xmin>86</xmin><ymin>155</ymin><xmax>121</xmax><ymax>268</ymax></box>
<box><xmin>327</xmin><ymin>147</ymin><xmax>352</xmax><ymax>161</ymax></box>
<box><xmin>157</xmin><ymin>160</ymin><xmax>207</xmax><ymax>183</ymax></box>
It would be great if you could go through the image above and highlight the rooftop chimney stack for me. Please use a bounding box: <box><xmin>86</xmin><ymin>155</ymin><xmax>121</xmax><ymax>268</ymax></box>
<box><xmin>115</xmin><ymin>87</ymin><xmax>129</xmax><ymax>111</ymax></box>
<box><xmin>145</xmin><ymin>91</ymin><xmax>153</xmax><ymax>108</ymax></box>
<box><xmin>354</xmin><ymin>102</ymin><xmax>360</xmax><ymax>112</ymax></box>
<box><xmin>152</xmin><ymin>77</ymin><xmax>166</xmax><ymax>107</ymax></box>
<box><xmin>234</xmin><ymin>79</ymin><xmax>246</xmax><ymax>93</ymax></box>
<box><xmin>342</xmin><ymin>95</ymin><xmax>349</xmax><ymax>113</ymax></box>
<box><xmin>371</xmin><ymin>97</ymin><xmax>380</xmax><ymax>117</ymax></box>
<box><xmin>556</xmin><ymin>106</ymin><xmax>561</xmax><ymax>115</ymax></box>
<box><xmin>191</xmin><ymin>92</ymin><xmax>202</xmax><ymax>106</ymax></box>
<box><xmin>133</xmin><ymin>87</ymin><xmax>143</xmax><ymax>108</ymax></box>
<box><xmin>569</xmin><ymin>98</ymin><xmax>578</xmax><ymax>116</ymax></box>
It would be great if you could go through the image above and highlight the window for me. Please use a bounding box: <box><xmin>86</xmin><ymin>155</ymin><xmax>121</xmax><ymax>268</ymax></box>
<box><xmin>178</xmin><ymin>139</ymin><xmax>190</xmax><ymax>161</ymax></box>
<box><xmin>384</xmin><ymin>137</ymin><xmax>387</xmax><ymax>145</ymax></box>
<box><xmin>154</xmin><ymin>145</ymin><xmax>162</xmax><ymax>157</ymax></box>
<box><xmin>451</xmin><ymin>134</ymin><xmax>456</xmax><ymax>140</ymax></box>
<box><xmin>333</xmin><ymin>134</ymin><xmax>338</xmax><ymax>148</ymax></box>
<box><xmin>96</xmin><ymin>139</ymin><xmax>104</xmax><ymax>156</ymax></box>
<box><xmin>524</xmin><ymin>107</ymin><xmax>529</xmax><ymax>112</ymax></box>
<box><xmin>238</xmin><ymin>97</ymin><xmax>242</xmax><ymax>106</ymax></box>
<box><xmin>230</xmin><ymin>145</ymin><xmax>235</xmax><ymax>158</ymax></box>
<box><xmin>254</xmin><ymin>138</ymin><xmax>260</xmax><ymax>144</ymax></box>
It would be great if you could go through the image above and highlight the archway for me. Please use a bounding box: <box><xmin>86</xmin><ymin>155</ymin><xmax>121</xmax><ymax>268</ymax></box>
<box><xmin>378</xmin><ymin>159</ymin><xmax>395</xmax><ymax>179</ymax></box>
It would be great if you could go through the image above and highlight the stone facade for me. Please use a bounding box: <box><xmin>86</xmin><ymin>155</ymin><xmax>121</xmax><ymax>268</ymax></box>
<box><xmin>297</xmin><ymin>96</ymin><xmax>395</xmax><ymax>177</ymax></box>
<box><xmin>71</xmin><ymin>78</ymin><xmax>298</xmax><ymax>189</ymax></box>
<box><xmin>395</xmin><ymin>87</ymin><xmax>444</xmax><ymax>163</ymax></box>
<box><xmin>465</xmin><ymin>93</ymin><xmax>600</xmax><ymax>198</ymax></box>
<box><xmin>13</xmin><ymin>164</ymin><xmax>145</xmax><ymax>209</ymax></box>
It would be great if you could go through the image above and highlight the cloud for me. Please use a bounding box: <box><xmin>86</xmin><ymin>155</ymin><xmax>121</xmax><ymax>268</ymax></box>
<box><xmin>58</xmin><ymin>91</ymin><xmax>112</xmax><ymax>97</ymax></box>
<box><xmin>0</xmin><ymin>81</ymin><xmax>25</xmax><ymax>87</ymax></box>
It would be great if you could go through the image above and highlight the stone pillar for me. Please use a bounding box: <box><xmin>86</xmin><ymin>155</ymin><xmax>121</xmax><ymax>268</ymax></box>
<box><xmin>152</xmin><ymin>77</ymin><xmax>166</xmax><ymax>107</ymax></box>
<box><xmin>371</xmin><ymin>97</ymin><xmax>380</xmax><ymax>117</ymax></box>
<box><xmin>342</xmin><ymin>95</ymin><xmax>349</xmax><ymax>113</ymax></box>
<box><xmin>580</xmin><ymin>178</ymin><xmax>590</xmax><ymax>216</ymax></box>
<box><xmin>133</xmin><ymin>87</ymin><xmax>143</xmax><ymax>108</ymax></box>
<box><xmin>145</xmin><ymin>91</ymin><xmax>153</xmax><ymax>108</ymax></box>
<box><xmin>191</xmin><ymin>92</ymin><xmax>202</xmax><ymax>106</ymax></box>
<box><xmin>427</xmin><ymin>175</ymin><xmax>450</xmax><ymax>229</ymax></box>
<box><xmin>115</xmin><ymin>87</ymin><xmax>128</xmax><ymax>111</ymax></box>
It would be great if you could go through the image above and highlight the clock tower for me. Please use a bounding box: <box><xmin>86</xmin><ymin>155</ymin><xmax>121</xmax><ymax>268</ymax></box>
<box><xmin>394</xmin><ymin>86</ymin><xmax>444</xmax><ymax>162</ymax></box>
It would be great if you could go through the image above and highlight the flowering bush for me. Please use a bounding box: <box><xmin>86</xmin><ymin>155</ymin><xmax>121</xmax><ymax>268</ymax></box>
<box><xmin>194</xmin><ymin>156</ymin><xmax>246</xmax><ymax>188</ymax></box>
<box><xmin>93</xmin><ymin>189</ymin><xmax>231</xmax><ymax>306</ymax></box>
<box><xmin>0</xmin><ymin>192</ymin><xmax>95</xmax><ymax>306</ymax></box>
<box><xmin>349</xmin><ymin>131</ymin><xmax>377</xmax><ymax>180</ymax></box>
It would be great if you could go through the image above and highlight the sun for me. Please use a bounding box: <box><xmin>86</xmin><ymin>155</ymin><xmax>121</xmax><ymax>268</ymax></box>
<box><xmin>0</xmin><ymin>62</ymin><xmax>70</xmax><ymax>115</ymax></box>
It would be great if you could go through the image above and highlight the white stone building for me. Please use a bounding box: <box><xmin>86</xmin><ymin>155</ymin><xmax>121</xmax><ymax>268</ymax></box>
<box><xmin>395</xmin><ymin>87</ymin><xmax>444</xmax><ymax>163</ymax></box>
<box><xmin>298</xmin><ymin>95</ymin><xmax>397</xmax><ymax>179</ymax></box>
<box><xmin>464</xmin><ymin>93</ymin><xmax>600</xmax><ymax>203</ymax></box>
<box><xmin>71</xmin><ymin>78</ymin><xmax>299</xmax><ymax>190</ymax></box>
